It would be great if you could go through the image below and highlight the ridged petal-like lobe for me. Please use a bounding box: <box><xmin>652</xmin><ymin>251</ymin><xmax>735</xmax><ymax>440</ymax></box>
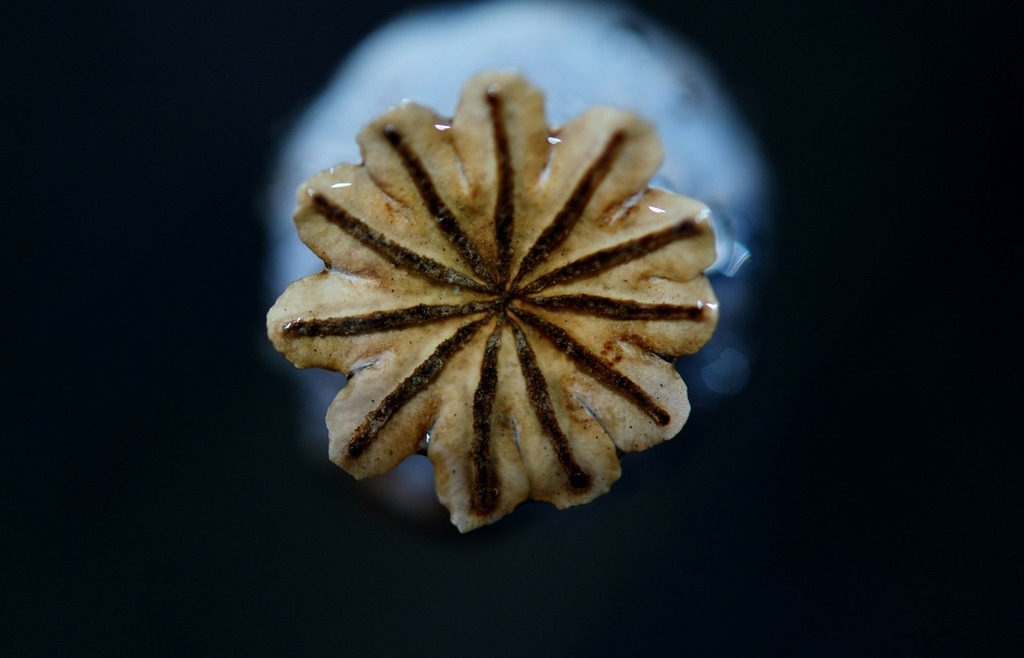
<box><xmin>267</xmin><ymin>271</ymin><xmax>492</xmax><ymax>372</ymax></box>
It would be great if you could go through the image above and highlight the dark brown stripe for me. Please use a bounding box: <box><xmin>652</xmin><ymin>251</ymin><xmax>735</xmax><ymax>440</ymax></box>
<box><xmin>511</xmin><ymin>131</ymin><xmax>626</xmax><ymax>287</ymax></box>
<box><xmin>510</xmin><ymin>320</ymin><xmax>590</xmax><ymax>490</ymax></box>
<box><xmin>383</xmin><ymin>124</ymin><xmax>495</xmax><ymax>285</ymax></box>
<box><xmin>283</xmin><ymin>301</ymin><xmax>496</xmax><ymax>337</ymax></box>
<box><xmin>527</xmin><ymin>295</ymin><xmax>704</xmax><ymax>320</ymax></box>
<box><xmin>346</xmin><ymin>317</ymin><xmax>488</xmax><ymax>458</ymax></box>
<box><xmin>518</xmin><ymin>217</ymin><xmax>699</xmax><ymax>294</ymax></box>
<box><xmin>488</xmin><ymin>91</ymin><xmax>515</xmax><ymax>286</ymax></box>
<box><xmin>511</xmin><ymin>307</ymin><xmax>670</xmax><ymax>426</ymax></box>
<box><xmin>310</xmin><ymin>193</ymin><xmax>490</xmax><ymax>292</ymax></box>
<box><xmin>470</xmin><ymin>317</ymin><xmax>504</xmax><ymax>514</ymax></box>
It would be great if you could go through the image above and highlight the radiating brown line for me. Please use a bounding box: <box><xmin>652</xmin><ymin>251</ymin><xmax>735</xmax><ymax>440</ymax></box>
<box><xmin>488</xmin><ymin>91</ymin><xmax>515</xmax><ymax>287</ymax></box>
<box><xmin>526</xmin><ymin>295</ymin><xmax>704</xmax><ymax>320</ymax></box>
<box><xmin>511</xmin><ymin>307</ymin><xmax>671</xmax><ymax>426</ymax></box>
<box><xmin>283</xmin><ymin>301</ymin><xmax>496</xmax><ymax>337</ymax></box>
<box><xmin>383</xmin><ymin>124</ymin><xmax>495</xmax><ymax>285</ymax></box>
<box><xmin>518</xmin><ymin>217</ymin><xmax>700</xmax><ymax>294</ymax></box>
<box><xmin>310</xmin><ymin>193</ymin><xmax>490</xmax><ymax>292</ymax></box>
<box><xmin>346</xmin><ymin>317</ymin><xmax>488</xmax><ymax>458</ymax></box>
<box><xmin>510</xmin><ymin>131</ymin><xmax>626</xmax><ymax>288</ymax></box>
<box><xmin>510</xmin><ymin>320</ymin><xmax>591</xmax><ymax>490</ymax></box>
<box><xmin>470</xmin><ymin>317</ymin><xmax>504</xmax><ymax>514</ymax></box>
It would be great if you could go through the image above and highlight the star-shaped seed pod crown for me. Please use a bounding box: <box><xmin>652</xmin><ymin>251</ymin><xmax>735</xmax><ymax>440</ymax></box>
<box><xmin>268</xmin><ymin>70</ymin><xmax>718</xmax><ymax>532</ymax></box>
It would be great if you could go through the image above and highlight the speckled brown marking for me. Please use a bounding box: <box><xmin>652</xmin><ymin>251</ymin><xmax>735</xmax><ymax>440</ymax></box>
<box><xmin>519</xmin><ymin>217</ymin><xmax>700</xmax><ymax>294</ymax></box>
<box><xmin>600</xmin><ymin>341</ymin><xmax>624</xmax><ymax>365</ymax></box>
<box><xmin>347</xmin><ymin>317</ymin><xmax>488</xmax><ymax>458</ymax></box>
<box><xmin>283</xmin><ymin>301</ymin><xmax>496</xmax><ymax>337</ymax></box>
<box><xmin>510</xmin><ymin>320</ymin><xmax>591</xmax><ymax>490</ymax></box>
<box><xmin>526</xmin><ymin>295</ymin><xmax>704</xmax><ymax>320</ymax></box>
<box><xmin>511</xmin><ymin>307</ymin><xmax>671</xmax><ymax>426</ymax></box>
<box><xmin>383</xmin><ymin>124</ymin><xmax>495</xmax><ymax>285</ymax></box>
<box><xmin>470</xmin><ymin>318</ymin><xmax>504</xmax><ymax>514</ymax></box>
<box><xmin>488</xmin><ymin>90</ymin><xmax>515</xmax><ymax>286</ymax></box>
<box><xmin>310</xmin><ymin>193</ymin><xmax>490</xmax><ymax>292</ymax></box>
<box><xmin>511</xmin><ymin>131</ymin><xmax>627</xmax><ymax>287</ymax></box>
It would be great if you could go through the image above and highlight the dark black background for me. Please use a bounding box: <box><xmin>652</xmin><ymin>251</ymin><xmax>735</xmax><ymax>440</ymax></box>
<box><xmin>4</xmin><ymin>0</ymin><xmax>1022</xmax><ymax>655</ymax></box>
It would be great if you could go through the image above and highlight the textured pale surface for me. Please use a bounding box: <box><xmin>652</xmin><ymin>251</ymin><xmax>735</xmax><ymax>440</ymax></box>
<box><xmin>268</xmin><ymin>70</ymin><xmax>718</xmax><ymax>531</ymax></box>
